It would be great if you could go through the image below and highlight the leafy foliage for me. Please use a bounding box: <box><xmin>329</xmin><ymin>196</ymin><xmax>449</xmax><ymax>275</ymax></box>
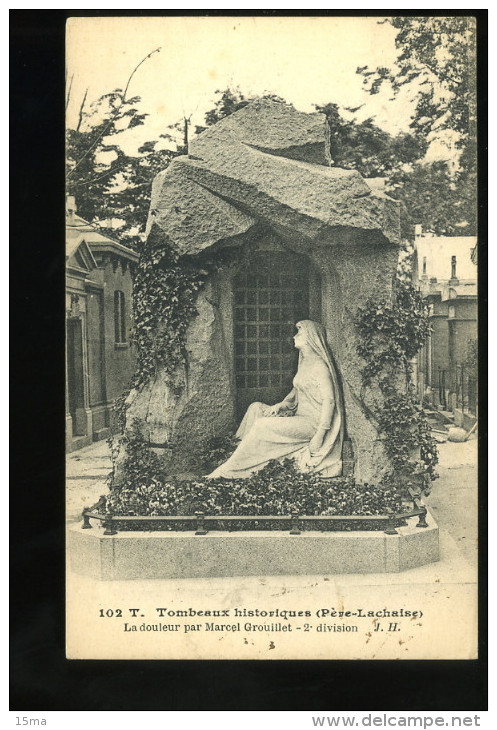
<box><xmin>130</xmin><ymin>227</ymin><xmax>238</xmax><ymax>390</ymax></box>
<box><xmin>357</xmin><ymin>16</ymin><xmax>477</xmax><ymax>236</ymax></box>
<box><xmin>131</xmin><ymin>230</ymin><xmax>208</xmax><ymax>388</ymax></box>
<box><xmin>388</xmin><ymin>160</ymin><xmax>476</xmax><ymax>239</ymax></box>
<box><xmin>196</xmin><ymin>433</ymin><xmax>241</xmax><ymax>474</ymax></box>
<box><xmin>356</xmin><ymin>281</ymin><xmax>431</xmax><ymax>384</ymax></box>
<box><xmin>107</xmin><ymin>431</ymin><xmax>404</xmax><ymax>518</ymax></box>
<box><xmin>315</xmin><ymin>102</ymin><xmax>427</xmax><ymax>177</ymax></box>
<box><xmin>378</xmin><ymin>390</ymin><xmax>438</xmax><ymax>481</ymax></box>
<box><xmin>197</xmin><ymin>87</ymin><xmax>250</xmax><ymax>132</ymax></box>
<box><xmin>66</xmin><ymin>90</ymin><xmax>178</xmax><ymax>247</ymax></box>
<box><xmin>103</xmin><ymin>142</ymin><xmax>178</xmax><ymax>248</ymax></box>
<box><xmin>355</xmin><ymin>280</ymin><xmax>438</xmax><ymax>483</ymax></box>
<box><xmin>358</xmin><ymin>17</ymin><xmax>476</xmax><ymax>145</ymax></box>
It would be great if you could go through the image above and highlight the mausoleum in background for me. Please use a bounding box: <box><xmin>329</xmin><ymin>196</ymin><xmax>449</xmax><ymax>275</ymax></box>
<box><xmin>412</xmin><ymin>228</ymin><xmax>477</xmax><ymax>427</ymax></box>
<box><xmin>66</xmin><ymin>198</ymin><xmax>138</xmax><ymax>451</ymax></box>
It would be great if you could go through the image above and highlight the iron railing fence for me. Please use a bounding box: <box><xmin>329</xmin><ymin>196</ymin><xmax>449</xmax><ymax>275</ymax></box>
<box><xmin>81</xmin><ymin>489</ymin><xmax>429</xmax><ymax>537</ymax></box>
<box><xmin>455</xmin><ymin>364</ymin><xmax>478</xmax><ymax>416</ymax></box>
<box><xmin>437</xmin><ymin>365</ymin><xmax>477</xmax><ymax>416</ymax></box>
<box><xmin>438</xmin><ymin>367</ymin><xmax>448</xmax><ymax>409</ymax></box>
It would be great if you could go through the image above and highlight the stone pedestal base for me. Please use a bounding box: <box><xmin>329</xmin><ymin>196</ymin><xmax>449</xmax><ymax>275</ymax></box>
<box><xmin>68</xmin><ymin>513</ymin><xmax>439</xmax><ymax>581</ymax></box>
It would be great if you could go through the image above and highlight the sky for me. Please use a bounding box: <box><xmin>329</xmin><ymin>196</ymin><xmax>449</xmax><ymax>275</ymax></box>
<box><xmin>66</xmin><ymin>16</ymin><xmax>425</xmax><ymax>155</ymax></box>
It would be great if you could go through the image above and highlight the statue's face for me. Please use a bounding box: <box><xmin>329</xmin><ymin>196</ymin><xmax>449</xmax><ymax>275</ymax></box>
<box><xmin>293</xmin><ymin>323</ymin><xmax>307</xmax><ymax>349</ymax></box>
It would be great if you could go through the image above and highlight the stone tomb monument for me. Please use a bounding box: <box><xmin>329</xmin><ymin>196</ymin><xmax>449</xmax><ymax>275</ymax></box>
<box><xmin>119</xmin><ymin>100</ymin><xmax>401</xmax><ymax>483</ymax></box>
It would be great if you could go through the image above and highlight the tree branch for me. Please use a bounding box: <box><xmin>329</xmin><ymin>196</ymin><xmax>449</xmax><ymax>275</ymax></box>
<box><xmin>65</xmin><ymin>73</ymin><xmax>74</xmax><ymax>112</ymax></box>
<box><xmin>76</xmin><ymin>88</ymin><xmax>88</xmax><ymax>132</ymax></box>
<box><xmin>70</xmin><ymin>166</ymin><xmax>121</xmax><ymax>187</ymax></box>
<box><xmin>67</xmin><ymin>47</ymin><xmax>161</xmax><ymax>179</ymax></box>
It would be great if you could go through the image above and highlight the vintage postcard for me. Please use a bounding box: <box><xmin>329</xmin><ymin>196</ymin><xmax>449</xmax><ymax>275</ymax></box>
<box><xmin>65</xmin><ymin>15</ymin><xmax>479</xmax><ymax>660</ymax></box>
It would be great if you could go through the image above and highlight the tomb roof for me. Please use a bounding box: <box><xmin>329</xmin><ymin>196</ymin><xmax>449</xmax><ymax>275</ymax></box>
<box><xmin>148</xmin><ymin>100</ymin><xmax>401</xmax><ymax>255</ymax></box>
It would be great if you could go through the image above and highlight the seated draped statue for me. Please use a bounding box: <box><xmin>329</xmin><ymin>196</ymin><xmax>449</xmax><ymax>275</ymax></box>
<box><xmin>207</xmin><ymin>320</ymin><xmax>344</xmax><ymax>479</ymax></box>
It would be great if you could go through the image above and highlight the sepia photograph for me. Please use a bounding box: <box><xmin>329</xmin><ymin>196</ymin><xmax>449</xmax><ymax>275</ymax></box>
<box><xmin>64</xmin><ymin>14</ymin><xmax>480</xmax><ymax>662</ymax></box>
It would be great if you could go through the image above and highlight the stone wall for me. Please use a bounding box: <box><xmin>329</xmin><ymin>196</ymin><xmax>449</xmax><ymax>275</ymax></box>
<box><xmin>314</xmin><ymin>240</ymin><xmax>399</xmax><ymax>481</ymax></box>
<box><xmin>117</xmin><ymin>282</ymin><xmax>235</xmax><ymax>476</ymax></box>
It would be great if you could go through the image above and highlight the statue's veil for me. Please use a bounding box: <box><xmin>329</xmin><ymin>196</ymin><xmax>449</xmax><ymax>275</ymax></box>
<box><xmin>297</xmin><ymin>320</ymin><xmax>344</xmax><ymax>417</ymax></box>
<box><xmin>296</xmin><ymin>320</ymin><xmax>345</xmax><ymax>476</ymax></box>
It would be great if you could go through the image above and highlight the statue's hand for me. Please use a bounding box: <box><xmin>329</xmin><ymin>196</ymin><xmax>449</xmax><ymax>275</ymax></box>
<box><xmin>266</xmin><ymin>403</ymin><xmax>282</xmax><ymax>417</ymax></box>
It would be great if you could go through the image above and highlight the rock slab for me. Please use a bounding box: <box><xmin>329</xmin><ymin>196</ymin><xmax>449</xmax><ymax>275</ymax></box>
<box><xmin>148</xmin><ymin>100</ymin><xmax>400</xmax><ymax>256</ymax></box>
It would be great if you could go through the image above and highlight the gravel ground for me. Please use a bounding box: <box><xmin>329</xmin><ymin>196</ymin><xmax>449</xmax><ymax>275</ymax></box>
<box><xmin>424</xmin><ymin>436</ymin><xmax>478</xmax><ymax>569</ymax></box>
<box><xmin>66</xmin><ymin>440</ymin><xmax>111</xmax><ymax>523</ymax></box>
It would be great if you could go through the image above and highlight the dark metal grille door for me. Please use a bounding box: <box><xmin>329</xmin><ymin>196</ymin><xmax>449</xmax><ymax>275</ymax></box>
<box><xmin>234</xmin><ymin>250</ymin><xmax>309</xmax><ymax>418</ymax></box>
